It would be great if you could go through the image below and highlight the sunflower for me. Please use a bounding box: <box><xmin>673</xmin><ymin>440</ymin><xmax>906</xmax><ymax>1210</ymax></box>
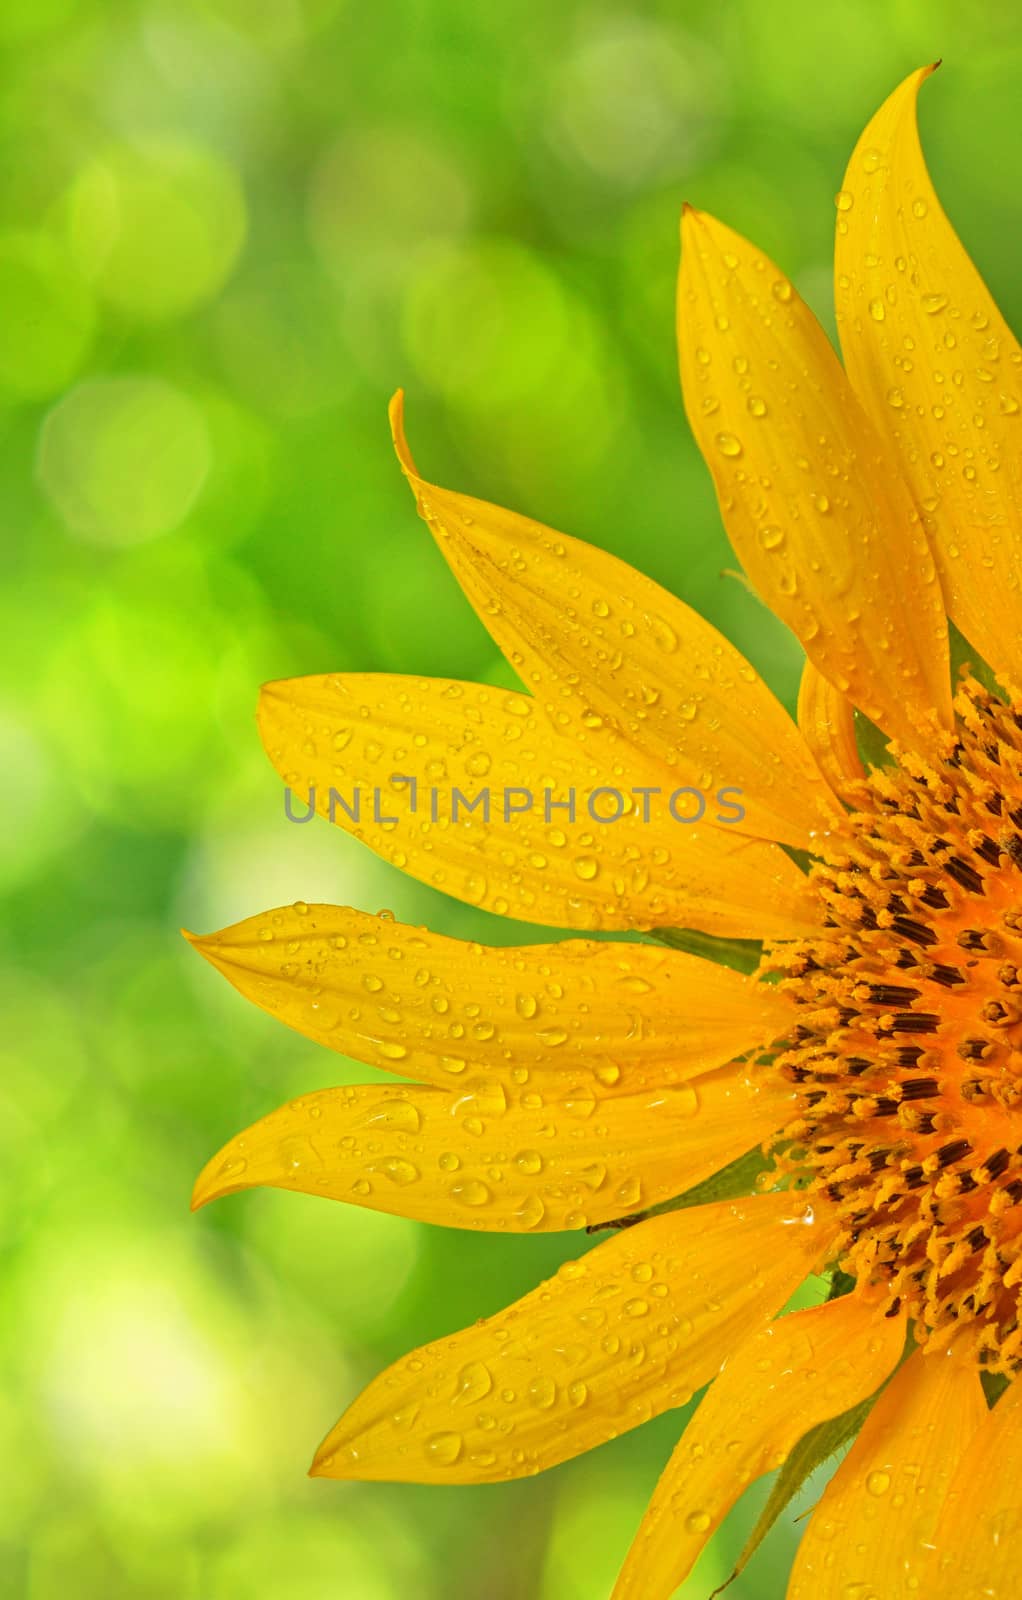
<box><xmin>189</xmin><ymin>65</ymin><xmax>1022</xmax><ymax>1598</ymax></box>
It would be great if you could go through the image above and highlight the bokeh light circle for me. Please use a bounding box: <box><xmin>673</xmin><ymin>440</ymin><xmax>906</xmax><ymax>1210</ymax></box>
<box><xmin>67</xmin><ymin>138</ymin><xmax>246</xmax><ymax>322</ymax></box>
<box><xmin>0</xmin><ymin>232</ymin><xmax>93</xmax><ymax>400</ymax></box>
<box><xmin>37</xmin><ymin>377</ymin><xmax>211</xmax><ymax>546</ymax></box>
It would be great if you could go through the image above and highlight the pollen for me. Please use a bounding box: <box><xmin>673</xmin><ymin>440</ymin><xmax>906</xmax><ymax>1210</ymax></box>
<box><xmin>771</xmin><ymin>676</ymin><xmax>1022</xmax><ymax>1373</ymax></box>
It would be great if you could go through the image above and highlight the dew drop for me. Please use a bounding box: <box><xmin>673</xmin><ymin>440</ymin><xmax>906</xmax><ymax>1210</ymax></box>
<box><xmin>425</xmin><ymin>1431</ymin><xmax>464</xmax><ymax>1466</ymax></box>
<box><xmin>377</xmin><ymin>1040</ymin><xmax>409</xmax><ymax>1062</ymax></box>
<box><xmin>669</xmin><ymin>1085</ymin><xmax>700</xmax><ymax>1118</ymax></box>
<box><xmin>514</xmin><ymin>1149</ymin><xmax>544</xmax><ymax>1176</ymax></box>
<box><xmin>650</xmin><ymin>615</ymin><xmax>678</xmax><ymax>653</ymax></box>
<box><xmin>455</xmin><ymin>1361</ymin><xmax>493</xmax><ymax>1403</ymax></box>
<box><xmin>538</xmin><ymin>1027</ymin><xmax>568</xmax><ymax>1047</ymax></box>
<box><xmin>367</xmin><ymin>1156</ymin><xmax>420</xmax><ymax>1186</ymax></box>
<box><xmin>527</xmin><ymin>1375</ymin><xmax>557</xmax><ymax>1409</ymax></box>
<box><xmin>758</xmin><ymin>525</ymin><xmax>785</xmax><ymax>551</ymax></box>
<box><xmin>514</xmin><ymin>1193</ymin><xmax>546</xmax><ymax>1229</ymax></box>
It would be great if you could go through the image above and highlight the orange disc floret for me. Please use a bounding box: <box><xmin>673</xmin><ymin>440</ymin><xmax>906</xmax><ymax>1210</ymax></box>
<box><xmin>771</xmin><ymin>676</ymin><xmax>1022</xmax><ymax>1371</ymax></box>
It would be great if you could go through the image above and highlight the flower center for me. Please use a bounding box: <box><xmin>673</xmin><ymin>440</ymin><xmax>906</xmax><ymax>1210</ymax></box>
<box><xmin>772</xmin><ymin>677</ymin><xmax>1022</xmax><ymax>1372</ymax></box>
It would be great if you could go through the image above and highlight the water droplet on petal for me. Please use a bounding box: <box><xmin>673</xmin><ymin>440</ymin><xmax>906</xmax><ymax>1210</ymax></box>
<box><xmin>425</xmin><ymin>1431</ymin><xmax>464</xmax><ymax>1466</ymax></box>
<box><xmin>514</xmin><ymin>1149</ymin><xmax>544</xmax><ymax>1176</ymax></box>
<box><xmin>758</xmin><ymin>525</ymin><xmax>785</xmax><ymax>551</ymax></box>
<box><xmin>527</xmin><ymin>1375</ymin><xmax>557</xmax><ymax>1409</ymax></box>
<box><xmin>455</xmin><ymin>1362</ymin><xmax>493</xmax><ymax>1403</ymax></box>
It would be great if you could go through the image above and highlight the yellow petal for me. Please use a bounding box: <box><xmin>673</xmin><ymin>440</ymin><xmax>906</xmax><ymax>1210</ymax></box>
<box><xmin>788</xmin><ymin>1343</ymin><xmax>987</xmax><ymax>1599</ymax></box>
<box><xmin>389</xmin><ymin>392</ymin><xmax>844</xmax><ymax>853</ymax></box>
<box><xmin>678</xmin><ymin>206</ymin><xmax>952</xmax><ymax>748</ymax></box>
<box><xmin>613</xmin><ymin>1293</ymin><xmax>904</xmax><ymax>1600</ymax></box>
<box><xmin>310</xmin><ymin>1191</ymin><xmax>836</xmax><ymax>1482</ymax></box>
<box><xmin>187</xmin><ymin>904</ymin><xmax>793</xmax><ymax>1095</ymax></box>
<box><xmin>933</xmin><ymin>1374</ymin><xmax>1022</xmax><ymax>1597</ymax></box>
<box><xmin>797</xmin><ymin>658</ymin><xmax>867</xmax><ymax>805</ymax></box>
<box><xmin>836</xmin><ymin>66</ymin><xmax>1022</xmax><ymax>690</ymax></box>
<box><xmin>191</xmin><ymin>1062</ymin><xmax>794</xmax><ymax>1231</ymax></box>
<box><xmin>258</xmin><ymin>672</ymin><xmax>821</xmax><ymax>938</ymax></box>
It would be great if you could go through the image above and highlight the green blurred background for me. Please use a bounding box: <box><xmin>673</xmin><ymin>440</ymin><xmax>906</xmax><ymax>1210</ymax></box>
<box><xmin>6</xmin><ymin>1</ymin><xmax>1022</xmax><ymax>1595</ymax></box>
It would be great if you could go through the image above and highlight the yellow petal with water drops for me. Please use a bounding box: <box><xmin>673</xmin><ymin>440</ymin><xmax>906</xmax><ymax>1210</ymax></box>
<box><xmin>389</xmin><ymin>392</ymin><xmax>843</xmax><ymax>853</ymax></box>
<box><xmin>836</xmin><ymin>66</ymin><xmax>1022</xmax><ymax>690</ymax></box>
<box><xmin>679</xmin><ymin>206</ymin><xmax>952</xmax><ymax>749</ymax></box>
<box><xmin>310</xmin><ymin>1191</ymin><xmax>836</xmax><ymax>1483</ymax></box>
<box><xmin>788</xmin><ymin>1343</ymin><xmax>987</xmax><ymax>1600</ymax></box>
<box><xmin>191</xmin><ymin>1062</ymin><xmax>794</xmax><ymax>1232</ymax></box>
<box><xmin>257</xmin><ymin>672</ymin><xmax>821</xmax><ymax>939</ymax></box>
<box><xmin>187</xmin><ymin>904</ymin><xmax>794</xmax><ymax>1096</ymax></box>
<box><xmin>797</xmin><ymin>658</ymin><xmax>867</xmax><ymax>806</ymax></box>
<box><xmin>613</xmin><ymin>1293</ymin><xmax>904</xmax><ymax>1600</ymax></box>
<box><xmin>932</xmin><ymin>1373</ymin><xmax>1022</xmax><ymax>1598</ymax></box>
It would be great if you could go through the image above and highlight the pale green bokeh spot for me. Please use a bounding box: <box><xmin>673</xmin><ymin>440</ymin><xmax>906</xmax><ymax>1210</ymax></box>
<box><xmin>548</xmin><ymin>16</ymin><xmax>726</xmax><ymax>187</ymax></box>
<box><xmin>67</xmin><ymin>138</ymin><xmax>246</xmax><ymax>322</ymax></box>
<box><xmin>40</xmin><ymin>585</ymin><xmax>228</xmax><ymax>822</ymax></box>
<box><xmin>37</xmin><ymin>377</ymin><xmax>211</xmax><ymax>546</ymax></box>
<box><xmin>308</xmin><ymin>126</ymin><xmax>473</xmax><ymax>271</ymax></box>
<box><xmin>212</xmin><ymin>263</ymin><xmax>351</xmax><ymax>417</ymax></box>
<box><xmin>403</xmin><ymin>238</ymin><xmax>570</xmax><ymax>405</ymax></box>
<box><xmin>0</xmin><ymin>232</ymin><xmax>93</xmax><ymax>399</ymax></box>
<box><xmin>401</xmin><ymin>237</ymin><xmax>622</xmax><ymax>482</ymax></box>
<box><xmin>209</xmin><ymin>1518</ymin><xmax>410</xmax><ymax>1600</ymax></box>
<box><xmin>0</xmin><ymin>0</ymin><xmax>76</xmax><ymax>40</ymax></box>
<box><xmin>0</xmin><ymin>711</ymin><xmax>85</xmax><ymax>891</ymax></box>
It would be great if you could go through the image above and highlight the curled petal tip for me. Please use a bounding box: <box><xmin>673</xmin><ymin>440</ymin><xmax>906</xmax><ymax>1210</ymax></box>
<box><xmin>183</xmin><ymin>929</ymin><xmax>219</xmax><ymax>969</ymax></box>
<box><xmin>388</xmin><ymin>387</ymin><xmax>419</xmax><ymax>479</ymax></box>
<box><xmin>911</xmin><ymin>60</ymin><xmax>940</xmax><ymax>91</ymax></box>
<box><xmin>680</xmin><ymin>200</ymin><xmax>704</xmax><ymax>235</ymax></box>
<box><xmin>308</xmin><ymin>1435</ymin><xmax>347</xmax><ymax>1478</ymax></box>
<box><xmin>182</xmin><ymin>927</ymin><xmax>218</xmax><ymax>966</ymax></box>
<box><xmin>191</xmin><ymin>1138</ymin><xmax>254</xmax><ymax>1211</ymax></box>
